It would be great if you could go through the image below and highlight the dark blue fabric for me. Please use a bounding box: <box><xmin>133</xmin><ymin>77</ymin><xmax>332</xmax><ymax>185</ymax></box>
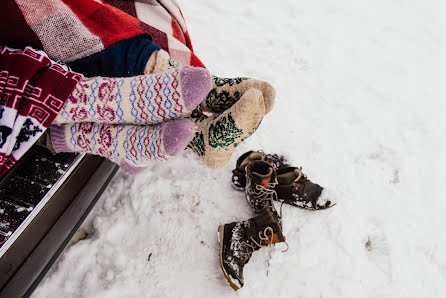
<box><xmin>68</xmin><ymin>34</ymin><xmax>160</xmax><ymax>78</ymax></box>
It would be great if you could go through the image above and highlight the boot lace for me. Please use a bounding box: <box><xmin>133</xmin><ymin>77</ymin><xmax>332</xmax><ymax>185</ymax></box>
<box><xmin>240</xmin><ymin>227</ymin><xmax>289</xmax><ymax>256</ymax></box>
<box><xmin>253</xmin><ymin>181</ymin><xmax>290</xmax><ymax>220</ymax></box>
<box><xmin>253</xmin><ymin>181</ymin><xmax>278</xmax><ymax>213</ymax></box>
<box><xmin>239</xmin><ymin>227</ymin><xmax>273</xmax><ymax>256</ymax></box>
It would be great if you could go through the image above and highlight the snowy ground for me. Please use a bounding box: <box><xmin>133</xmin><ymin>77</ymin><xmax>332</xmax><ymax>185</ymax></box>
<box><xmin>33</xmin><ymin>0</ymin><xmax>446</xmax><ymax>297</ymax></box>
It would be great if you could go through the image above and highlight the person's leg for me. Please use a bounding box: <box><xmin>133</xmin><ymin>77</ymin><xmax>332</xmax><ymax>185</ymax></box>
<box><xmin>68</xmin><ymin>35</ymin><xmax>160</xmax><ymax>78</ymax></box>
<box><xmin>144</xmin><ymin>49</ymin><xmax>276</xmax><ymax>114</ymax></box>
<box><xmin>50</xmin><ymin>118</ymin><xmax>196</xmax><ymax>167</ymax></box>
<box><xmin>53</xmin><ymin>66</ymin><xmax>212</xmax><ymax>125</ymax></box>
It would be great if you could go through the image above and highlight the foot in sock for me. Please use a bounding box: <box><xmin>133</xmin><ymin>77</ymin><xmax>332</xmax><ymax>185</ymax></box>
<box><xmin>50</xmin><ymin>118</ymin><xmax>195</xmax><ymax>167</ymax></box>
<box><xmin>202</xmin><ymin>75</ymin><xmax>275</xmax><ymax>114</ymax></box>
<box><xmin>54</xmin><ymin>66</ymin><xmax>211</xmax><ymax>125</ymax></box>
<box><xmin>187</xmin><ymin>88</ymin><xmax>265</xmax><ymax>169</ymax></box>
<box><xmin>144</xmin><ymin>49</ymin><xmax>276</xmax><ymax>114</ymax></box>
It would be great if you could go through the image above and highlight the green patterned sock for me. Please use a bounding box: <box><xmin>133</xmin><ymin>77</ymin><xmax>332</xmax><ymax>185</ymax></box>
<box><xmin>144</xmin><ymin>50</ymin><xmax>275</xmax><ymax>115</ymax></box>
<box><xmin>187</xmin><ymin>88</ymin><xmax>265</xmax><ymax>169</ymax></box>
<box><xmin>201</xmin><ymin>76</ymin><xmax>275</xmax><ymax>115</ymax></box>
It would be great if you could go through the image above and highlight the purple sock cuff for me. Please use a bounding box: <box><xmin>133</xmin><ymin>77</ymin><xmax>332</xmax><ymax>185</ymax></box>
<box><xmin>49</xmin><ymin>124</ymin><xmax>72</xmax><ymax>153</ymax></box>
<box><xmin>119</xmin><ymin>161</ymin><xmax>148</xmax><ymax>175</ymax></box>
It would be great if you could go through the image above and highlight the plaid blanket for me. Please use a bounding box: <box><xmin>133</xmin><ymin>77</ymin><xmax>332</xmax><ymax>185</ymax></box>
<box><xmin>0</xmin><ymin>46</ymin><xmax>80</xmax><ymax>176</ymax></box>
<box><xmin>0</xmin><ymin>0</ymin><xmax>204</xmax><ymax>67</ymax></box>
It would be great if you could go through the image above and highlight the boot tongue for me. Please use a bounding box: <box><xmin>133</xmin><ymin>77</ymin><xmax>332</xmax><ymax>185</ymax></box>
<box><xmin>267</xmin><ymin>233</ymin><xmax>284</xmax><ymax>244</ymax></box>
<box><xmin>293</xmin><ymin>169</ymin><xmax>302</xmax><ymax>182</ymax></box>
<box><xmin>277</xmin><ymin>167</ymin><xmax>302</xmax><ymax>185</ymax></box>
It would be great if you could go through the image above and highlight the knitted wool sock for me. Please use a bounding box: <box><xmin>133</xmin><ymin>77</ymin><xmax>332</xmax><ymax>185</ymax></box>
<box><xmin>144</xmin><ymin>50</ymin><xmax>275</xmax><ymax>114</ymax></box>
<box><xmin>202</xmin><ymin>75</ymin><xmax>275</xmax><ymax>114</ymax></box>
<box><xmin>50</xmin><ymin>118</ymin><xmax>195</xmax><ymax>167</ymax></box>
<box><xmin>187</xmin><ymin>88</ymin><xmax>265</xmax><ymax>169</ymax></box>
<box><xmin>53</xmin><ymin>66</ymin><xmax>211</xmax><ymax>125</ymax></box>
<box><xmin>144</xmin><ymin>49</ymin><xmax>180</xmax><ymax>75</ymax></box>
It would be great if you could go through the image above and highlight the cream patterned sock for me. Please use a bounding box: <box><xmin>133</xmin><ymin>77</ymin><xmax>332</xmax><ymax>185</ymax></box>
<box><xmin>54</xmin><ymin>66</ymin><xmax>211</xmax><ymax>125</ymax></box>
<box><xmin>50</xmin><ymin>118</ymin><xmax>196</xmax><ymax>168</ymax></box>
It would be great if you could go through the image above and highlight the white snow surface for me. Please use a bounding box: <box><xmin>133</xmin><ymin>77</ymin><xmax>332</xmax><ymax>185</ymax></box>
<box><xmin>34</xmin><ymin>0</ymin><xmax>446</xmax><ymax>297</ymax></box>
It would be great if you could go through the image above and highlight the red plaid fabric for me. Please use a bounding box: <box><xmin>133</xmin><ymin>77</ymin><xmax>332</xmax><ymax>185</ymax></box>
<box><xmin>0</xmin><ymin>0</ymin><xmax>204</xmax><ymax>67</ymax></box>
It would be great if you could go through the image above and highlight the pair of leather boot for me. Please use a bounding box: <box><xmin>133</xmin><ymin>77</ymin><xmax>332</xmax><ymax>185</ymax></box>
<box><xmin>232</xmin><ymin>150</ymin><xmax>333</xmax><ymax>210</ymax></box>
<box><xmin>218</xmin><ymin>151</ymin><xmax>334</xmax><ymax>290</ymax></box>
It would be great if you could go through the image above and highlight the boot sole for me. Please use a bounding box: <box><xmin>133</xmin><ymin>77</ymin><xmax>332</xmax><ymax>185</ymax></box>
<box><xmin>282</xmin><ymin>200</ymin><xmax>336</xmax><ymax>210</ymax></box>
<box><xmin>230</xmin><ymin>179</ymin><xmax>246</xmax><ymax>191</ymax></box>
<box><xmin>218</xmin><ymin>225</ymin><xmax>241</xmax><ymax>291</ymax></box>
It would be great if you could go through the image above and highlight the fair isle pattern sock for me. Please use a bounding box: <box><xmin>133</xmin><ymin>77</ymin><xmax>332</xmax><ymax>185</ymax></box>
<box><xmin>54</xmin><ymin>66</ymin><xmax>211</xmax><ymax>125</ymax></box>
<box><xmin>187</xmin><ymin>88</ymin><xmax>265</xmax><ymax>169</ymax></box>
<box><xmin>50</xmin><ymin>118</ymin><xmax>196</xmax><ymax>167</ymax></box>
<box><xmin>201</xmin><ymin>76</ymin><xmax>275</xmax><ymax>114</ymax></box>
<box><xmin>143</xmin><ymin>51</ymin><xmax>275</xmax><ymax>115</ymax></box>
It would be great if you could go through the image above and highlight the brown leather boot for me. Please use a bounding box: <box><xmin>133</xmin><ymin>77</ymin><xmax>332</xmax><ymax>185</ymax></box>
<box><xmin>217</xmin><ymin>209</ymin><xmax>286</xmax><ymax>291</ymax></box>
<box><xmin>245</xmin><ymin>160</ymin><xmax>280</xmax><ymax>217</ymax></box>
<box><xmin>275</xmin><ymin>167</ymin><xmax>334</xmax><ymax>210</ymax></box>
<box><xmin>231</xmin><ymin>150</ymin><xmax>288</xmax><ymax>190</ymax></box>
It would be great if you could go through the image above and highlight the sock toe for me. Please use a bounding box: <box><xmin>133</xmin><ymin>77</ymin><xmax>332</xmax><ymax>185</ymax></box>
<box><xmin>245</xmin><ymin>80</ymin><xmax>275</xmax><ymax>114</ymax></box>
<box><xmin>163</xmin><ymin>118</ymin><xmax>196</xmax><ymax>157</ymax></box>
<box><xmin>260</xmin><ymin>81</ymin><xmax>276</xmax><ymax>114</ymax></box>
<box><xmin>180</xmin><ymin>66</ymin><xmax>212</xmax><ymax>111</ymax></box>
<box><xmin>232</xmin><ymin>88</ymin><xmax>265</xmax><ymax>127</ymax></box>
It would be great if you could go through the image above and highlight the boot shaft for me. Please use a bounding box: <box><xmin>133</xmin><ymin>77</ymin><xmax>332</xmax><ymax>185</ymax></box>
<box><xmin>231</xmin><ymin>150</ymin><xmax>289</xmax><ymax>190</ymax></box>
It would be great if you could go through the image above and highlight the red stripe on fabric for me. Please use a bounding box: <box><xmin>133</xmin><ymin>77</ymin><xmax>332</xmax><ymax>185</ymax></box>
<box><xmin>139</xmin><ymin>22</ymin><xmax>169</xmax><ymax>52</ymax></box>
<box><xmin>178</xmin><ymin>8</ymin><xmax>194</xmax><ymax>51</ymax></box>
<box><xmin>171</xmin><ymin>17</ymin><xmax>185</xmax><ymax>45</ymax></box>
<box><xmin>190</xmin><ymin>53</ymin><xmax>205</xmax><ymax>68</ymax></box>
<box><xmin>0</xmin><ymin>1</ymin><xmax>43</xmax><ymax>50</ymax></box>
<box><xmin>62</xmin><ymin>0</ymin><xmax>144</xmax><ymax>48</ymax></box>
<box><xmin>183</xmin><ymin>31</ymin><xmax>194</xmax><ymax>52</ymax></box>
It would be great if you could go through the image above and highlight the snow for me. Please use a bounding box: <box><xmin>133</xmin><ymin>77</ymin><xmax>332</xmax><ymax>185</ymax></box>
<box><xmin>33</xmin><ymin>0</ymin><xmax>446</xmax><ymax>297</ymax></box>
